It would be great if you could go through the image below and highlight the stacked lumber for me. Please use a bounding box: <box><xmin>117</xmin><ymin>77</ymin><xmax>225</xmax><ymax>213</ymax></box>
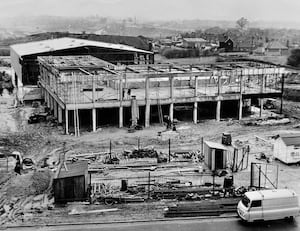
<box><xmin>152</xmin><ymin>186</ymin><xmax>223</xmax><ymax>200</ymax></box>
<box><xmin>164</xmin><ymin>198</ymin><xmax>240</xmax><ymax>217</ymax></box>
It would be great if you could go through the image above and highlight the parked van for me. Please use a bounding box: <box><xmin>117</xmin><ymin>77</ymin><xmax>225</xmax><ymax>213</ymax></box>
<box><xmin>237</xmin><ymin>189</ymin><xmax>300</xmax><ymax>222</ymax></box>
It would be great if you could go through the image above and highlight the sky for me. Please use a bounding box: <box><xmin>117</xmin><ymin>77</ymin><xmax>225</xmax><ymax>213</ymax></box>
<box><xmin>1</xmin><ymin>0</ymin><xmax>300</xmax><ymax>22</ymax></box>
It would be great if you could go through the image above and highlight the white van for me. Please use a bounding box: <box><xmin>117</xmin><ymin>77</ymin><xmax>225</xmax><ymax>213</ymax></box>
<box><xmin>237</xmin><ymin>189</ymin><xmax>300</xmax><ymax>222</ymax></box>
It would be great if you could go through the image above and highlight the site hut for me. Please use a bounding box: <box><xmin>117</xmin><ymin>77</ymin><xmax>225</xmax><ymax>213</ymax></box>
<box><xmin>273</xmin><ymin>133</ymin><xmax>300</xmax><ymax>164</ymax></box>
<box><xmin>203</xmin><ymin>141</ymin><xmax>233</xmax><ymax>171</ymax></box>
<box><xmin>10</xmin><ymin>37</ymin><xmax>153</xmax><ymax>102</ymax></box>
<box><xmin>53</xmin><ymin>161</ymin><xmax>90</xmax><ymax>204</ymax></box>
<box><xmin>38</xmin><ymin>56</ymin><xmax>288</xmax><ymax>134</ymax></box>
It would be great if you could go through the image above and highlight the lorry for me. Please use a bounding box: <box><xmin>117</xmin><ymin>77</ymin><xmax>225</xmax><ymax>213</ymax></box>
<box><xmin>237</xmin><ymin>189</ymin><xmax>300</xmax><ymax>222</ymax></box>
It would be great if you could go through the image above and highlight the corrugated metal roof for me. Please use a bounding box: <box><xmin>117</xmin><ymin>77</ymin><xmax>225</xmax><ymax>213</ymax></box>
<box><xmin>10</xmin><ymin>37</ymin><xmax>153</xmax><ymax>57</ymax></box>
<box><xmin>56</xmin><ymin>161</ymin><xmax>88</xmax><ymax>179</ymax></box>
<box><xmin>204</xmin><ymin>141</ymin><xmax>230</xmax><ymax>150</ymax></box>
<box><xmin>279</xmin><ymin>133</ymin><xmax>300</xmax><ymax>146</ymax></box>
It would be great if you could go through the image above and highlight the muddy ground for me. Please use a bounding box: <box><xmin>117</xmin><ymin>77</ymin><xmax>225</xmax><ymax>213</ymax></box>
<box><xmin>1</xmin><ymin>92</ymin><xmax>300</xmax><ymax>226</ymax></box>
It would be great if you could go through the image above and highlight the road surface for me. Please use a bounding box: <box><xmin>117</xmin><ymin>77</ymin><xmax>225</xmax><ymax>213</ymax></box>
<box><xmin>3</xmin><ymin>217</ymin><xmax>300</xmax><ymax>231</ymax></box>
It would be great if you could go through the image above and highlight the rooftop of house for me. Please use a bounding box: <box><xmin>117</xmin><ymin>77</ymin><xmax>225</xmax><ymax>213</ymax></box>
<box><xmin>10</xmin><ymin>37</ymin><xmax>153</xmax><ymax>57</ymax></box>
<box><xmin>183</xmin><ymin>38</ymin><xmax>207</xmax><ymax>43</ymax></box>
<box><xmin>266</xmin><ymin>41</ymin><xmax>288</xmax><ymax>50</ymax></box>
<box><xmin>276</xmin><ymin>133</ymin><xmax>300</xmax><ymax>146</ymax></box>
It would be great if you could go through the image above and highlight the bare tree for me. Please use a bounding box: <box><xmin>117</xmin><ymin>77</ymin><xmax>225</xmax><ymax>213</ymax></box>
<box><xmin>236</xmin><ymin>17</ymin><xmax>249</xmax><ymax>30</ymax></box>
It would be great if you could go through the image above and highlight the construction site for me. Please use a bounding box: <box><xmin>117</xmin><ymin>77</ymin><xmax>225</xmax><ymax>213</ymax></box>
<box><xmin>1</xmin><ymin>39</ymin><xmax>300</xmax><ymax>229</ymax></box>
<box><xmin>38</xmin><ymin>55</ymin><xmax>286</xmax><ymax>134</ymax></box>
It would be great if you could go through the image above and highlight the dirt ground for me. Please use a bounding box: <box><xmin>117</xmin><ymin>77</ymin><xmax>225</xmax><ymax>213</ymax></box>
<box><xmin>2</xmin><ymin>92</ymin><xmax>300</xmax><ymax>226</ymax></box>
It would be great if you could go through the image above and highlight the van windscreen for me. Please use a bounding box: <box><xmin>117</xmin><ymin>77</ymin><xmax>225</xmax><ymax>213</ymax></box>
<box><xmin>241</xmin><ymin>196</ymin><xmax>250</xmax><ymax>208</ymax></box>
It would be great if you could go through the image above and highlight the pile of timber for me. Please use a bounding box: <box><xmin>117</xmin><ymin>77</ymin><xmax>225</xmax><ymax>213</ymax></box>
<box><xmin>152</xmin><ymin>186</ymin><xmax>223</xmax><ymax>200</ymax></box>
<box><xmin>164</xmin><ymin>198</ymin><xmax>241</xmax><ymax>217</ymax></box>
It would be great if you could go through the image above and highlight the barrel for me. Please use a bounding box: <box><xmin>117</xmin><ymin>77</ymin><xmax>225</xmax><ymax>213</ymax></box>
<box><xmin>222</xmin><ymin>132</ymin><xmax>232</xmax><ymax>146</ymax></box>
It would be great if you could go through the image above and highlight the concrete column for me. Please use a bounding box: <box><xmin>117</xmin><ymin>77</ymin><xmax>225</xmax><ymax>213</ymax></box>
<box><xmin>65</xmin><ymin>109</ymin><xmax>69</xmax><ymax>135</ymax></box>
<box><xmin>119</xmin><ymin>78</ymin><xmax>123</xmax><ymax>128</ymax></box>
<box><xmin>58</xmin><ymin>106</ymin><xmax>63</xmax><ymax>123</ymax></box>
<box><xmin>92</xmin><ymin>108</ymin><xmax>96</xmax><ymax>132</ymax></box>
<box><xmin>217</xmin><ymin>75</ymin><xmax>221</xmax><ymax>95</ymax></box>
<box><xmin>194</xmin><ymin>76</ymin><xmax>198</xmax><ymax>97</ymax></box>
<box><xmin>119</xmin><ymin>106</ymin><xmax>123</xmax><ymax>128</ymax></box>
<box><xmin>260</xmin><ymin>98</ymin><xmax>264</xmax><ymax>117</ymax></box>
<box><xmin>170</xmin><ymin>76</ymin><xmax>174</xmax><ymax>99</ymax></box>
<box><xmin>145</xmin><ymin>78</ymin><xmax>150</xmax><ymax>128</ymax></box>
<box><xmin>216</xmin><ymin>100</ymin><xmax>221</xmax><ymax>121</ymax></box>
<box><xmin>169</xmin><ymin>103</ymin><xmax>174</xmax><ymax>121</ymax></box>
<box><xmin>54</xmin><ymin>101</ymin><xmax>58</xmax><ymax>118</ymax></box>
<box><xmin>169</xmin><ymin>76</ymin><xmax>174</xmax><ymax>122</ymax></box>
<box><xmin>238</xmin><ymin>98</ymin><xmax>243</xmax><ymax>120</ymax></box>
<box><xmin>193</xmin><ymin>101</ymin><xmax>198</xmax><ymax>124</ymax></box>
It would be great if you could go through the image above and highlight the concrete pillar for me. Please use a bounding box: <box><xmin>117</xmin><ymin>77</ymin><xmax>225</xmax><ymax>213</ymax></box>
<box><xmin>194</xmin><ymin>76</ymin><xmax>198</xmax><ymax>97</ymax></box>
<box><xmin>145</xmin><ymin>78</ymin><xmax>150</xmax><ymax>128</ymax></box>
<box><xmin>54</xmin><ymin>101</ymin><xmax>58</xmax><ymax>118</ymax></box>
<box><xmin>58</xmin><ymin>106</ymin><xmax>63</xmax><ymax>123</ymax></box>
<box><xmin>169</xmin><ymin>76</ymin><xmax>174</xmax><ymax>122</ymax></box>
<box><xmin>169</xmin><ymin>103</ymin><xmax>174</xmax><ymax>121</ymax></box>
<box><xmin>216</xmin><ymin>100</ymin><xmax>221</xmax><ymax>121</ymax></box>
<box><xmin>145</xmin><ymin>103</ymin><xmax>150</xmax><ymax>128</ymax></box>
<box><xmin>193</xmin><ymin>101</ymin><xmax>198</xmax><ymax>124</ymax></box>
<box><xmin>170</xmin><ymin>76</ymin><xmax>174</xmax><ymax>99</ymax></box>
<box><xmin>119</xmin><ymin>106</ymin><xmax>123</xmax><ymax>128</ymax></box>
<box><xmin>260</xmin><ymin>98</ymin><xmax>264</xmax><ymax>117</ymax></box>
<box><xmin>238</xmin><ymin>98</ymin><xmax>243</xmax><ymax>120</ymax></box>
<box><xmin>65</xmin><ymin>109</ymin><xmax>69</xmax><ymax>135</ymax></box>
<box><xmin>92</xmin><ymin>108</ymin><xmax>96</xmax><ymax>132</ymax></box>
<box><xmin>217</xmin><ymin>75</ymin><xmax>221</xmax><ymax>95</ymax></box>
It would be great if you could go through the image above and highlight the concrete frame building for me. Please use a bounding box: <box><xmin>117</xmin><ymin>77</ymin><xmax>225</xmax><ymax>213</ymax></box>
<box><xmin>38</xmin><ymin>55</ymin><xmax>287</xmax><ymax>135</ymax></box>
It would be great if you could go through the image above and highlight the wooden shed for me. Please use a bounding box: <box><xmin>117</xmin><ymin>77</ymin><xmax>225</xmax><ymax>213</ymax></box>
<box><xmin>273</xmin><ymin>133</ymin><xmax>300</xmax><ymax>164</ymax></box>
<box><xmin>53</xmin><ymin>161</ymin><xmax>90</xmax><ymax>204</ymax></box>
<box><xmin>204</xmin><ymin>141</ymin><xmax>230</xmax><ymax>171</ymax></box>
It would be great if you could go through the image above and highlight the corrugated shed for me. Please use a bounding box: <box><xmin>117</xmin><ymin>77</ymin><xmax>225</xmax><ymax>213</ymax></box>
<box><xmin>56</xmin><ymin>161</ymin><xmax>88</xmax><ymax>179</ymax></box>
<box><xmin>10</xmin><ymin>37</ymin><xmax>153</xmax><ymax>57</ymax></box>
<box><xmin>204</xmin><ymin>141</ymin><xmax>231</xmax><ymax>150</ymax></box>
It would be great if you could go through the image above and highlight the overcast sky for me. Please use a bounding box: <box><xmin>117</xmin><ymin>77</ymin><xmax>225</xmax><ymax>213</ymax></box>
<box><xmin>1</xmin><ymin>0</ymin><xmax>300</xmax><ymax>22</ymax></box>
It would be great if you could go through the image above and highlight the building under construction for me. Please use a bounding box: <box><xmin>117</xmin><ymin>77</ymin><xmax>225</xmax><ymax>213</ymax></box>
<box><xmin>38</xmin><ymin>55</ymin><xmax>287</xmax><ymax>134</ymax></box>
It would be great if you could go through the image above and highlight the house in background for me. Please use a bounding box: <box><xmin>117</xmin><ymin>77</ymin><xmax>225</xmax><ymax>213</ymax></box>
<box><xmin>235</xmin><ymin>40</ymin><xmax>254</xmax><ymax>52</ymax></box>
<box><xmin>273</xmin><ymin>133</ymin><xmax>300</xmax><ymax>164</ymax></box>
<box><xmin>218</xmin><ymin>37</ymin><xmax>234</xmax><ymax>52</ymax></box>
<box><xmin>265</xmin><ymin>41</ymin><xmax>289</xmax><ymax>56</ymax></box>
<box><xmin>182</xmin><ymin>38</ymin><xmax>209</xmax><ymax>49</ymax></box>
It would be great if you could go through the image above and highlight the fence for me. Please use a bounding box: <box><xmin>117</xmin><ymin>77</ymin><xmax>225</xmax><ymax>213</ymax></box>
<box><xmin>250</xmin><ymin>162</ymin><xmax>279</xmax><ymax>189</ymax></box>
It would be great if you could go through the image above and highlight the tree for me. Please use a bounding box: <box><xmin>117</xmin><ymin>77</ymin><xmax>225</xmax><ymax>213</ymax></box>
<box><xmin>287</xmin><ymin>49</ymin><xmax>300</xmax><ymax>67</ymax></box>
<box><xmin>236</xmin><ymin>17</ymin><xmax>249</xmax><ymax>30</ymax></box>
